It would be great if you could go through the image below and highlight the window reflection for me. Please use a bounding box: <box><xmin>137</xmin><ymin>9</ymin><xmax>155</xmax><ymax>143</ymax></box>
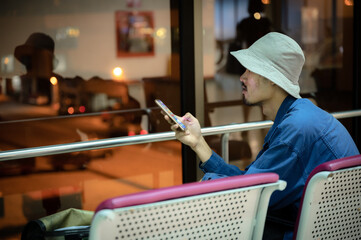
<box><xmin>0</xmin><ymin>1</ymin><xmax>183</xmax><ymax>239</ymax></box>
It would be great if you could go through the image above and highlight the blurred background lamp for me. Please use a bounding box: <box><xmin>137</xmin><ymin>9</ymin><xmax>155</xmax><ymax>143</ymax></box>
<box><xmin>254</xmin><ymin>12</ymin><xmax>261</xmax><ymax>20</ymax></box>
<box><xmin>1</xmin><ymin>55</ymin><xmax>14</xmax><ymax>72</ymax></box>
<box><xmin>156</xmin><ymin>28</ymin><xmax>167</xmax><ymax>39</ymax></box>
<box><xmin>79</xmin><ymin>105</ymin><xmax>86</xmax><ymax>113</ymax></box>
<box><xmin>344</xmin><ymin>0</ymin><xmax>353</xmax><ymax>6</ymax></box>
<box><xmin>50</xmin><ymin>76</ymin><xmax>58</xmax><ymax>85</ymax></box>
<box><xmin>67</xmin><ymin>107</ymin><xmax>75</xmax><ymax>115</ymax></box>
<box><xmin>140</xmin><ymin>129</ymin><xmax>148</xmax><ymax>135</ymax></box>
<box><xmin>113</xmin><ymin>67</ymin><xmax>123</xmax><ymax>77</ymax></box>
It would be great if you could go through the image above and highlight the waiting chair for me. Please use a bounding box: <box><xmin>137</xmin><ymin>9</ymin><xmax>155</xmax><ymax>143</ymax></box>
<box><xmin>293</xmin><ymin>154</ymin><xmax>361</xmax><ymax>240</ymax></box>
<box><xmin>89</xmin><ymin>173</ymin><xmax>286</xmax><ymax>240</ymax></box>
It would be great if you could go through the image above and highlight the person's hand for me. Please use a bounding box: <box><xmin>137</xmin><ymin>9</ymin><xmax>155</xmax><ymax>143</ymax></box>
<box><xmin>164</xmin><ymin>112</ymin><xmax>202</xmax><ymax>149</ymax></box>
<box><xmin>164</xmin><ymin>112</ymin><xmax>212</xmax><ymax>162</ymax></box>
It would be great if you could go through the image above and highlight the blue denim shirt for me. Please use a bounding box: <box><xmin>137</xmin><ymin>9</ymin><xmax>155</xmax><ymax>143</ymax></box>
<box><xmin>199</xmin><ymin>96</ymin><xmax>359</xmax><ymax>239</ymax></box>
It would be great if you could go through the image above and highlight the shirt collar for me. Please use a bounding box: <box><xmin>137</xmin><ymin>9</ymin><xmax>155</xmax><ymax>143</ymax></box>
<box><xmin>273</xmin><ymin>95</ymin><xmax>297</xmax><ymax>127</ymax></box>
<box><xmin>264</xmin><ymin>95</ymin><xmax>297</xmax><ymax>142</ymax></box>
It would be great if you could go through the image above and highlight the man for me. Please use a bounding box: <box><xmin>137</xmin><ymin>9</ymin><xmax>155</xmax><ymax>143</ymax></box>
<box><xmin>14</xmin><ymin>32</ymin><xmax>61</xmax><ymax>105</ymax></box>
<box><xmin>164</xmin><ymin>32</ymin><xmax>359</xmax><ymax>240</ymax></box>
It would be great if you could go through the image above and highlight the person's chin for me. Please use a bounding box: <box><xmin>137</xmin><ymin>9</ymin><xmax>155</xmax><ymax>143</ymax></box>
<box><xmin>242</xmin><ymin>93</ymin><xmax>250</xmax><ymax>105</ymax></box>
<box><xmin>243</xmin><ymin>96</ymin><xmax>260</xmax><ymax>107</ymax></box>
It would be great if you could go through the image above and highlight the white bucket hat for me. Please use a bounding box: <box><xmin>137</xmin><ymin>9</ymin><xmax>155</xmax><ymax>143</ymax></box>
<box><xmin>230</xmin><ymin>32</ymin><xmax>305</xmax><ymax>98</ymax></box>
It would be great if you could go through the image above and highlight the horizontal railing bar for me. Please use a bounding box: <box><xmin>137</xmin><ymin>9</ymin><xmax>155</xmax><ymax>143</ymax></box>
<box><xmin>331</xmin><ymin>109</ymin><xmax>361</xmax><ymax>119</ymax></box>
<box><xmin>0</xmin><ymin>132</ymin><xmax>176</xmax><ymax>161</ymax></box>
<box><xmin>0</xmin><ymin>109</ymin><xmax>361</xmax><ymax>162</ymax></box>
<box><xmin>206</xmin><ymin>100</ymin><xmax>244</xmax><ymax>109</ymax></box>
<box><xmin>0</xmin><ymin>107</ymin><xmax>158</xmax><ymax>125</ymax></box>
<box><xmin>201</xmin><ymin>120</ymin><xmax>273</xmax><ymax>136</ymax></box>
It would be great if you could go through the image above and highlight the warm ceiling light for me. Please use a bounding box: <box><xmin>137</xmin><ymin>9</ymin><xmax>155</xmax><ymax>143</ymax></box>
<box><xmin>68</xmin><ymin>107</ymin><xmax>75</xmax><ymax>115</ymax></box>
<box><xmin>344</xmin><ymin>0</ymin><xmax>353</xmax><ymax>6</ymax></box>
<box><xmin>50</xmin><ymin>76</ymin><xmax>58</xmax><ymax>85</ymax></box>
<box><xmin>156</xmin><ymin>28</ymin><xmax>167</xmax><ymax>39</ymax></box>
<box><xmin>254</xmin><ymin>12</ymin><xmax>261</xmax><ymax>20</ymax></box>
<box><xmin>262</xmin><ymin>0</ymin><xmax>271</xmax><ymax>4</ymax></box>
<box><xmin>113</xmin><ymin>67</ymin><xmax>123</xmax><ymax>77</ymax></box>
<box><xmin>67</xmin><ymin>28</ymin><xmax>80</xmax><ymax>37</ymax></box>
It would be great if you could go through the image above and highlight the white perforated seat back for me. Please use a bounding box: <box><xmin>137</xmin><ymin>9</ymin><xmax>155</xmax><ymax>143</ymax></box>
<box><xmin>296</xmin><ymin>166</ymin><xmax>361</xmax><ymax>240</ymax></box>
<box><xmin>90</xmin><ymin>181</ymin><xmax>286</xmax><ymax>240</ymax></box>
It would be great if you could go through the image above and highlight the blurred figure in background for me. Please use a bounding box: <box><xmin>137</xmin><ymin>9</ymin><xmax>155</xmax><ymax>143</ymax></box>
<box><xmin>226</xmin><ymin>0</ymin><xmax>272</xmax><ymax>76</ymax></box>
<box><xmin>14</xmin><ymin>32</ymin><xmax>62</xmax><ymax>105</ymax></box>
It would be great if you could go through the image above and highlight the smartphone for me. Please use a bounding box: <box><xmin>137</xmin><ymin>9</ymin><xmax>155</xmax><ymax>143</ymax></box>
<box><xmin>155</xmin><ymin>99</ymin><xmax>186</xmax><ymax>131</ymax></box>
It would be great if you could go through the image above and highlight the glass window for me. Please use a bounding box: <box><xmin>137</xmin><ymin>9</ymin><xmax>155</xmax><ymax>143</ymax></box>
<box><xmin>0</xmin><ymin>1</ymin><xmax>183</xmax><ymax>238</ymax></box>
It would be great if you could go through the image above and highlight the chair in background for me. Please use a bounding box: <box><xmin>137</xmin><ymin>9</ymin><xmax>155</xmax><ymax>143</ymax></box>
<box><xmin>89</xmin><ymin>173</ymin><xmax>286</xmax><ymax>240</ymax></box>
<box><xmin>142</xmin><ymin>76</ymin><xmax>181</xmax><ymax>133</ymax></box>
<box><xmin>293</xmin><ymin>154</ymin><xmax>361</xmax><ymax>240</ymax></box>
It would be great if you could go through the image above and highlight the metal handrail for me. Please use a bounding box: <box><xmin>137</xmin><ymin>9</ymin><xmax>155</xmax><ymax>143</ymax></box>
<box><xmin>0</xmin><ymin>109</ymin><xmax>360</xmax><ymax>162</ymax></box>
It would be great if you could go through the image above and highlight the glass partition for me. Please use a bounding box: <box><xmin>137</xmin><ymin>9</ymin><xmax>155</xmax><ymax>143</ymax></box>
<box><xmin>0</xmin><ymin>1</ymin><xmax>183</xmax><ymax>239</ymax></box>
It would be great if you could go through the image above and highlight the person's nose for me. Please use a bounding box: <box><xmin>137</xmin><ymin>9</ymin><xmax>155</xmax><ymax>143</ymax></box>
<box><xmin>240</xmin><ymin>70</ymin><xmax>247</xmax><ymax>83</ymax></box>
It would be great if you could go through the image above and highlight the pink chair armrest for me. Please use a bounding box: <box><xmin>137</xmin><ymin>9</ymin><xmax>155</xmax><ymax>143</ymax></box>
<box><xmin>95</xmin><ymin>173</ymin><xmax>279</xmax><ymax>213</ymax></box>
<box><xmin>307</xmin><ymin>154</ymin><xmax>361</xmax><ymax>183</ymax></box>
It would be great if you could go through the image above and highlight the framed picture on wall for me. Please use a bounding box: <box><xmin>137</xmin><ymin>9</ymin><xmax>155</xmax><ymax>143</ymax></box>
<box><xmin>115</xmin><ymin>11</ymin><xmax>155</xmax><ymax>57</ymax></box>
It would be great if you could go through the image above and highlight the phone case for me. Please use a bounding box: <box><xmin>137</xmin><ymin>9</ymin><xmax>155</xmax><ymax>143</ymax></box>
<box><xmin>155</xmin><ymin>99</ymin><xmax>186</xmax><ymax>131</ymax></box>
